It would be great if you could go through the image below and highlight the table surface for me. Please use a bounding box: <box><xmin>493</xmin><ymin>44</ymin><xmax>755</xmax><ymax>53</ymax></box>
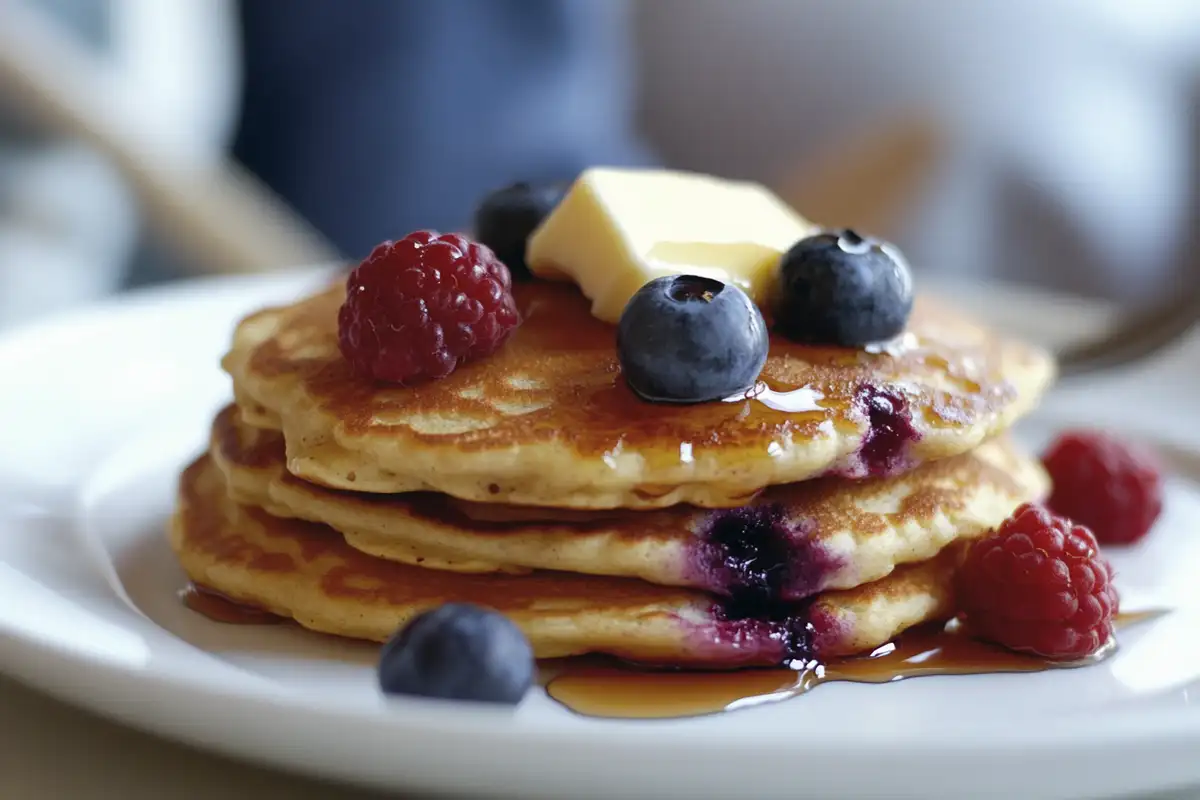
<box><xmin>0</xmin><ymin>675</ymin><xmax>396</xmax><ymax>800</ymax></box>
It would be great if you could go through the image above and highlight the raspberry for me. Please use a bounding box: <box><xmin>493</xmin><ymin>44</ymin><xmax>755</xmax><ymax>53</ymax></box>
<box><xmin>338</xmin><ymin>231</ymin><xmax>520</xmax><ymax>384</ymax></box>
<box><xmin>1042</xmin><ymin>430</ymin><xmax>1163</xmax><ymax>545</ymax></box>
<box><xmin>956</xmin><ymin>503</ymin><xmax>1119</xmax><ymax>660</ymax></box>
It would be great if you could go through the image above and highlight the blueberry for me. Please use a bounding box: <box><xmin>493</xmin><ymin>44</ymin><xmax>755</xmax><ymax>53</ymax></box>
<box><xmin>378</xmin><ymin>604</ymin><xmax>534</xmax><ymax>705</ymax></box>
<box><xmin>774</xmin><ymin>229</ymin><xmax>913</xmax><ymax>346</ymax></box>
<box><xmin>472</xmin><ymin>182</ymin><xmax>566</xmax><ymax>280</ymax></box>
<box><xmin>617</xmin><ymin>275</ymin><xmax>768</xmax><ymax>404</ymax></box>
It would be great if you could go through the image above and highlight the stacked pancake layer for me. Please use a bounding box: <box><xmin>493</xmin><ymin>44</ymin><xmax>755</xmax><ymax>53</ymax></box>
<box><xmin>223</xmin><ymin>281</ymin><xmax>1053</xmax><ymax>507</ymax></box>
<box><xmin>170</xmin><ymin>279</ymin><xmax>1055</xmax><ymax>667</ymax></box>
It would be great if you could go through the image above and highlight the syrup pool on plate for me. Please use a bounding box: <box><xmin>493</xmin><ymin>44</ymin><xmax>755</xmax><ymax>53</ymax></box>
<box><xmin>179</xmin><ymin>586</ymin><xmax>1162</xmax><ymax>720</ymax></box>
<box><xmin>542</xmin><ymin>612</ymin><xmax>1159</xmax><ymax>720</ymax></box>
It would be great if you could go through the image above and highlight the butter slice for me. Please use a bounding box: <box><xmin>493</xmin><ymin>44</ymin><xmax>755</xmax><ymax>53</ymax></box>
<box><xmin>526</xmin><ymin>167</ymin><xmax>817</xmax><ymax>323</ymax></box>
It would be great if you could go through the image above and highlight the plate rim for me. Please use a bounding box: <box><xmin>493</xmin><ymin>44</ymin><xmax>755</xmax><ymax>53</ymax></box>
<box><xmin>1</xmin><ymin>271</ymin><xmax>1198</xmax><ymax>799</ymax></box>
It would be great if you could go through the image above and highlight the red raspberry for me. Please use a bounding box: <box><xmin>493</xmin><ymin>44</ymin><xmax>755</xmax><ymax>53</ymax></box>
<box><xmin>956</xmin><ymin>503</ymin><xmax>1119</xmax><ymax>660</ymax></box>
<box><xmin>338</xmin><ymin>231</ymin><xmax>520</xmax><ymax>383</ymax></box>
<box><xmin>1042</xmin><ymin>430</ymin><xmax>1163</xmax><ymax>545</ymax></box>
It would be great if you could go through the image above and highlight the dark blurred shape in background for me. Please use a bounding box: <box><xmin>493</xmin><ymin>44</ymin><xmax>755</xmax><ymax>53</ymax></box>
<box><xmin>233</xmin><ymin>0</ymin><xmax>654</xmax><ymax>262</ymax></box>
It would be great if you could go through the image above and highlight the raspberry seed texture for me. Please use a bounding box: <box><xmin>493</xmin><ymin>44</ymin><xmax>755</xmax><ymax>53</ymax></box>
<box><xmin>338</xmin><ymin>231</ymin><xmax>520</xmax><ymax>384</ymax></box>
<box><xmin>956</xmin><ymin>503</ymin><xmax>1119</xmax><ymax>660</ymax></box>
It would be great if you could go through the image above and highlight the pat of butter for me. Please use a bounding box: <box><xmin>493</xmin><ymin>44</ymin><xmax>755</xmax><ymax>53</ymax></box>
<box><xmin>526</xmin><ymin>167</ymin><xmax>817</xmax><ymax>323</ymax></box>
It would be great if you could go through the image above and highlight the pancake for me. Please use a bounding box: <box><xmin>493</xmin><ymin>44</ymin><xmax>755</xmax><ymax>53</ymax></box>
<box><xmin>171</xmin><ymin>454</ymin><xmax>967</xmax><ymax>666</ymax></box>
<box><xmin>209</xmin><ymin>404</ymin><xmax>1047</xmax><ymax>602</ymax></box>
<box><xmin>223</xmin><ymin>280</ymin><xmax>1054</xmax><ymax>509</ymax></box>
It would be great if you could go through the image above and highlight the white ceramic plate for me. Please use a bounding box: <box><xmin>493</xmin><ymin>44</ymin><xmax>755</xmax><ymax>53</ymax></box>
<box><xmin>1</xmin><ymin>271</ymin><xmax>1198</xmax><ymax>800</ymax></box>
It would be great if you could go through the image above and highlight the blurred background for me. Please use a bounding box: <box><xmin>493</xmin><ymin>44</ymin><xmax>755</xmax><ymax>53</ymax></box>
<box><xmin>0</xmin><ymin>0</ymin><xmax>1197</xmax><ymax>330</ymax></box>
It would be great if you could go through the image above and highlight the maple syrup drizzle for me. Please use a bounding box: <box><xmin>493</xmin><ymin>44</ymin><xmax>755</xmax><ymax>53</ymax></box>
<box><xmin>180</xmin><ymin>583</ymin><xmax>285</xmax><ymax>625</ymax></box>
<box><xmin>544</xmin><ymin>612</ymin><xmax>1165</xmax><ymax>720</ymax></box>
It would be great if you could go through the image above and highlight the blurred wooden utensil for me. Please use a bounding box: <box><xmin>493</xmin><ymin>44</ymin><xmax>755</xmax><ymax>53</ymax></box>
<box><xmin>0</xmin><ymin>1</ymin><xmax>340</xmax><ymax>275</ymax></box>
<box><xmin>777</xmin><ymin>114</ymin><xmax>942</xmax><ymax>240</ymax></box>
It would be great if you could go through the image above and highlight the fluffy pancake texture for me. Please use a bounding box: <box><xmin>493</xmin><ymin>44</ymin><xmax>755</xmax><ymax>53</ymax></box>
<box><xmin>209</xmin><ymin>405</ymin><xmax>1047</xmax><ymax>600</ymax></box>
<box><xmin>171</xmin><ymin>454</ymin><xmax>966</xmax><ymax>666</ymax></box>
<box><xmin>222</xmin><ymin>280</ymin><xmax>1055</xmax><ymax>509</ymax></box>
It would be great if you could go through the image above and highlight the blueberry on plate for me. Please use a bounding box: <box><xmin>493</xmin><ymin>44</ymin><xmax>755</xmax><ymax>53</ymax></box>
<box><xmin>378</xmin><ymin>603</ymin><xmax>534</xmax><ymax>705</ymax></box>
<box><xmin>472</xmin><ymin>182</ymin><xmax>566</xmax><ymax>280</ymax></box>
<box><xmin>617</xmin><ymin>275</ymin><xmax>768</xmax><ymax>404</ymax></box>
<box><xmin>774</xmin><ymin>229</ymin><xmax>913</xmax><ymax>347</ymax></box>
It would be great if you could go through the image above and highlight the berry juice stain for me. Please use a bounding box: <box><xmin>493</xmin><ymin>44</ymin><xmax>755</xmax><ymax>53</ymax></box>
<box><xmin>699</xmin><ymin>604</ymin><xmax>822</xmax><ymax>667</ymax></box>
<box><xmin>685</xmin><ymin>506</ymin><xmax>844</xmax><ymax>603</ymax></box>
<box><xmin>850</xmin><ymin>384</ymin><xmax>920</xmax><ymax>477</ymax></box>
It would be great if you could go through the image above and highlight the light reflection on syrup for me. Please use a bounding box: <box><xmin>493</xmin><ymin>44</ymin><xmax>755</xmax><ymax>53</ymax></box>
<box><xmin>864</xmin><ymin>331</ymin><xmax>921</xmax><ymax>358</ymax></box>
<box><xmin>733</xmin><ymin>382</ymin><xmax>826</xmax><ymax>414</ymax></box>
<box><xmin>544</xmin><ymin>612</ymin><xmax>1165</xmax><ymax>720</ymax></box>
<box><xmin>180</xmin><ymin>583</ymin><xmax>284</xmax><ymax>625</ymax></box>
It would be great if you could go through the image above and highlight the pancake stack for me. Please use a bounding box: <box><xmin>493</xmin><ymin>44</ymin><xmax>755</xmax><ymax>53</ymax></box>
<box><xmin>171</xmin><ymin>259</ymin><xmax>1055</xmax><ymax>667</ymax></box>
